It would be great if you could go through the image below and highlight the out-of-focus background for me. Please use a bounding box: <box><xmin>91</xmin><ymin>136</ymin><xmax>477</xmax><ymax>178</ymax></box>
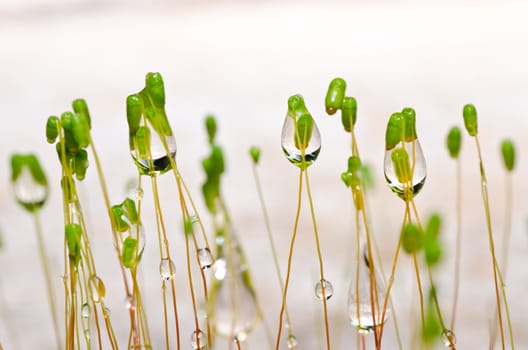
<box><xmin>1</xmin><ymin>0</ymin><xmax>528</xmax><ymax>349</ymax></box>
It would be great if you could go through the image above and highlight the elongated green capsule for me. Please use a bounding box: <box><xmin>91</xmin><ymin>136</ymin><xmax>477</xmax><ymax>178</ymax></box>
<box><xmin>112</xmin><ymin>205</ymin><xmax>129</xmax><ymax>232</ymax></box>
<box><xmin>325</xmin><ymin>78</ymin><xmax>346</xmax><ymax>115</ymax></box>
<box><xmin>501</xmin><ymin>139</ymin><xmax>515</xmax><ymax>172</ymax></box>
<box><xmin>391</xmin><ymin>148</ymin><xmax>411</xmax><ymax>184</ymax></box>
<box><xmin>402</xmin><ymin>107</ymin><xmax>417</xmax><ymax>141</ymax></box>
<box><xmin>425</xmin><ymin>213</ymin><xmax>442</xmax><ymax>238</ymax></box>
<box><xmin>26</xmin><ymin>154</ymin><xmax>48</xmax><ymax>185</ymax></box>
<box><xmin>184</xmin><ymin>217</ymin><xmax>193</xmax><ymax>236</ymax></box>
<box><xmin>122</xmin><ymin>198</ymin><xmax>138</xmax><ymax>224</ymax></box>
<box><xmin>210</xmin><ymin>145</ymin><xmax>225</xmax><ymax>176</ymax></box>
<box><xmin>249</xmin><ymin>146</ymin><xmax>261</xmax><ymax>164</ymax></box>
<box><xmin>205</xmin><ymin>115</ymin><xmax>217</xmax><ymax>144</ymax></box>
<box><xmin>126</xmin><ymin>94</ymin><xmax>142</xmax><ymax>132</ymax></box>
<box><xmin>146</xmin><ymin>72</ymin><xmax>165</xmax><ymax>108</ymax></box>
<box><xmin>61</xmin><ymin>112</ymin><xmax>79</xmax><ymax>154</ymax></box>
<box><xmin>446</xmin><ymin>126</ymin><xmax>462</xmax><ymax>158</ymax></box>
<box><xmin>424</xmin><ymin>235</ymin><xmax>442</xmax><ymax>267</ymax></box>
<box><xmin>46</xmin><ymin>116</ymin><xmax>60</xmax><ymax>144</ymax></box>
<box><xmin>202</xmin><ymin>180</ymin><xmax>217</xmax><ymax>213</ymax></box>
<box><xmin>72</xmin><ymin>98</ymin><xmax>91</xmax><ymax>129</ymax></box>
<box><xmin>74</xmin><ymin>149</ymin><xmax>89</xmax><ymax>181</ymax></box>
<box><xmin>72</xmin><ymin>113</ymin><xmax>90</xmax><ymax>148</ymax></box>
<box><xmin>341</xmin><ymin>97</ymin><xmax>357</xmax><ymax>132</ymax></box>
<box><xmin>463</xmin><ymin>104</ymin><xmax>478</xmax><ymax>136</ymax></box>
<box><xmin>287</xmin><ymin>94</ymin><xmax>309</xmax><ymax>118</ymax></box>
<box><xmin>347</xmin><ymin>156</ymin><xmax>361</xmax><ymax>173</ymax></box>
<box><xmin>294</xmin><ymin>113</ymin><xmax>314</xmax><ymax>150</ymax></box>
<box><xmin>385</xmin><ymin>113</ymin><xmax>404</xmax><ymax>150</ymax></box>
<box><xmin>135</xmin><ymin>126</ymin><xmax>151</xmax><ymax>160</ymax></box>
<box><xmin>121</xmin><ymin>237</ymin><xmax>138</xmax><ymax>268</ymax></box>
<box><xmin>65</xmin><ymin>223</ymin><xmax>82</xmax><ymax>265</ymax></box>
<box><xmin>402</xmin><ymin>223</ymin><xmax>423</xmax><ymax>254</ymax></box>
<box><xmin>421</xmin><ymin>296</ymin><xmax>442</xmax><ymax>343</ymax></box>
<box><xmin>10</xmin><ymin>155</ymin><xmax>24</xmax><ymax>183</ymax></box>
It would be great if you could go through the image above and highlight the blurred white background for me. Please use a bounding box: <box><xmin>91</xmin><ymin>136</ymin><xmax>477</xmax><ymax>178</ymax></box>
<box><xmin>1</xmin><ymin>0</ymin><xmax>528</xmax><ymax>349</ymax></box>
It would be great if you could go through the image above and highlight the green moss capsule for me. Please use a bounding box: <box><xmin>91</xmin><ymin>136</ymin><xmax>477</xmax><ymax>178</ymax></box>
<box><xmin>122</xmin><ymin>198</ymin><xmax>138</xmax><ymax>224</ymax></box>
<box><xmin>126</xmin><ymin>94</ymin><xmax>143</xmax><ymax>132</ymax></box>
<box><xmin>341</xmin><ymin>97</ymin><xmax>357</xmax><ymax>132</ymax></box>
<box><xmin>391</xmin><ymin>148</ymin><xmax>411</xmax><ymax>184</ymax></box>
<box><xmin>347</xmin><ymin>156</ymin><xmax>361</xmax><ymax>173</ymax></box>
<box><xmin>72</xmin><ymin>113</ymin><xmax>90</xmax><ymax>148</ymax></box>
<box><xmin>10</xmin><ymin>155</ymin><xmax>24</xmax><ymax>183</ymax></box>
<box><xmin>294</xmin><ymin>113</ymin><xmax>314</xmax><ymax>150</ymax></box>
<box><xmin>184</xmin><ymin>217</ymin><xmax>193</xmax><ymax>236</ymax></box>
<box><xmin>463</xmin><ymin>104</ymin><xmax>478</xmax><ymax>136</ymax></box>
<box><xmin>325</xmin><ymin>78</ymin><xmax>346</xmax><ymax>115</ymax></box>
<box><xmin>402</xmin><ymin>107</ymin><xmax>416</xmax><ymax>141</ymax></box>
<box><xmin>72</xmin><ymin>98</ymin><xmax>91</xmax><ymax>129</ymax></box>
<box><xmin>46</xmin><ymin>116</ymin><xmax>60</xmax><ymax>144</ymax></box>
<box><xmin>112</xmin><ymin>205</ymin><xmax>129</xmax><ymax>232</ymax></box>
<box><xmin>446</xmin><ymin>126</ymin><xmax>462</xmax><ymax>158</ymax></box>
<box><xmin>249</xmin><ymin>146</ymin><xmax>261</xmax><ymax>164</ymax></box>
<box><xmin>501</xmin><ymin>139</ymin><xmax>515</xmax><ymax>172</ymax></box>
<box><xmin>121</xmin><ymin>237</ymin><xmax>138</xmax><ymax>268</ymax></box>
<box><xmin>135</xmin><ymin>126</ymin><xmax>151</xmax><ymax>160</ymax></box>
<box><xmin>205</xmin><ymin>115</ymin><xmax>217</xmax><ymax>144</ymax></box>
<box><xmin>145</xmin><ymin>72</ymin><xmax>165</xmax><ymax>108</ymax></box>
<box><xmin>74</xmin><ymin>150</ymin><xmax>88</xmax><ymax>181</ymax></box>
<box><xmin>402</xmin><ymin>223</ymin><xmax>423</xmax><ymax>254</ymax></box>
<box><xmin>385</xmin><ymin>113</ymin><xmax>404</xmax><ymax>150</ymax></box>
<box><xmin>287</xmin><ymin>94</ymin><xmax>309</xmax><ymax>117</ymax></box>
<box><xmin>65</xmin><ymin>223</ymin><xmax>82</xmax><ymax>265</ymax></box>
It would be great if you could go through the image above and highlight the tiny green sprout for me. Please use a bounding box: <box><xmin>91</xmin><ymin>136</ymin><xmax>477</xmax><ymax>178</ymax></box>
<box><xmin>463</xmin><ymin>104</ymin><xmax>478</xmax><ymax>136</ymax></box>
<box><xmin>501</xmin><ymin>139</ymin><xmax>515</xmax><ymax>172</ymax></box>
<box><xmin>65</xmin><ymin>223</ymin><xmax>82</xmax><ymax>265</ymax></box>
<box><xmin>391</xmin><ymin>148</ymin><xmax>411</xmax><ymax>184</ymax></box>
<box><xmin>385</xmin><ymin>112</ymin><xmax>404</xmax><ymax>150</ymax></box>
<box><xmin>402</xmin><ymin>223</ymin><xmax>424</xmax><ymax>254</ymax></box>
<box><xmin>145</xmin><ymin>72</ymin><xmax>166</xmax><ymax>108</ymax></box>
<box><xmin>72</xmin><ymin>113</ymin><xmax>90</xmax><ymax>149</ymax></box>
<box><xmin>446</xmin><ymin>126</ymin><xmax>462</xmax><ymax>158</ymax></box>
<box><xmin>205</xmin><ymin>115</ymin><xmax>217</xmax><ymax>144</ymax></box>
<box><xmin>135</xmin><ymin>126</ymin><xmax>151</xmax><ymax>160</ymax></box>
<box><xmin>46</xmin><ymin>116</ymin><xmax>60</xmax><ymax>144</ymax></box>
<box><xmin>249</xmin><ymin>146</ymin><xmax>261</xmax><ymax>164</ymax></box>
<box><xmin>74</xmin><ymin>149</ymin><xmax>89</xmax><ymax>181</ymax></box>
<box><xmin>72</xmin><ymin>98</ymin><xmax>91</xmax><ymax>129</ymax></box>
<box><xmin>341</xmin><ymin>96</ymin><xmax>357</xmax><ymax>132</ymax></box>
<box><xmin>325</xmin><ymin>77</ymin><xmax>346</xmax><ymax>115</ymax></box>
<box><xmin>294</xmin><ymin>113</ymin><xmax>314</xmax><ymax>150</ymax></box>
<box><xmin>126</xmin><ymin>94</ymin><xmax>142</xmax><ymax>133</ymax></box>
<box><xmin>401</xmin><ymin>107</ymin><xmax>417</xmax><ymax>141</ymax></box>
<box><xmin>184</xmin><ymin>217</ymin><xmax>193</xmax><ymax>236</ymax></box>
<box><xmin>121</xmin><ymin>237</ymin><xmax>138</xmax><ymax>269</ymax></box>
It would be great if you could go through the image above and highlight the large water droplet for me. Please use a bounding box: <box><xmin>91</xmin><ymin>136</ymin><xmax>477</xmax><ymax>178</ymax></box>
<box><xmin>287</xmin><ymin>334</ymin><xmax>298</xmax><ymax>349</ymax></box>
<box><xmin>384</xmin><ymin>140</ymin><xmax>426</xmax><ymax>200</ymax></box>
<box><xmin>315</xmin><ymin>279</ymin><xmax>334</xmax><ymax>300</ymax></box>
<box><xmin>198</xmin><ymin>248</ymin><xmax>214</xmax><ymax>270</ymax></box>
<box><xmin>348</xmin><ymin>245</ymin><xmax>389</xmax><ymax>334</ymax></box>
<box><xmin>159</xmin><ymin>258</ymin><xmax>176</xmax><ymax>280</ymax></box>
<box><xmin>190</xmin><ymin>329</ymin><xmax>208</xmax><ymax>350</ymax></box>
<box><xmin>281</xmin><ymin>112</ymin><xmax>321</xmax><ymax>169</ymax></box>
<box><xmin>130</xmin><ymin>132</ymin><xmax>177</xmax><ymax>176</ymax></box>
<box><xmin>81</xmin><ymin>303</ymin><xmax>90</xmax><ymax>318</ymax></box>
<box><xmin>89</xmin><ymin>275</ymin><xmax>106</xmax><ymax>303</ymax></box>
<box><xmin>13</xmin><ymin>167</ymin><xmax>48</xmax><ymax>212</ymax></box>
<box><xmin>442</xmin><ymin>329</ymin><xmax>456</xmax><ymax>347</ymax></box>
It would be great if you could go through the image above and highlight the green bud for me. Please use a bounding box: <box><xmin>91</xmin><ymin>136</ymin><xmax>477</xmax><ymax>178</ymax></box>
<box><xmin>65</xmin><ymin>223</ymin><xmax>82</xmax><ymax>265</ymax></box>
<box><xmin>72</xmin><ymin>113</ymin><xmax>90</xmax><ymax>148</ymax></box>
<box><xmin>61</xmin><ymin>112</ymin><xmax>79</xmax><ymax>154</ymax></box>
<box><xmin>463</xmin><ymin>104</ymin><xmax>478</xmax><ymax>136</ymax></box>
<box><xmin>425</xmin><ymin>213</ymin><xmax>442</xmax><ymax>238</ymax></box>
<box><xmin>126</xmin><ymin>94</ymin><xmax>143</xmax><ymax>132</ymax></box>
<box><xmin>402</xmin><ymin>107</ymin><xmax>417</xmax><ymax>141</ymax></box>
<box><xmin>10</xmin><ymin>154</ymin><xmax>24</xmax><ymax>183</ymax></box>
<box><xmin>341</xmin><ymin>97</ymin><xmax>357</xmax><ymax>132</ymax></box>
<box><xmin>391</xmin><ymin>148</ymin><xmax>411</xmax><ymax>184</ymax></box>
<box><xmin>402</xmin><ymin>223</ymin><xmax>423</xmax><ymax>254</ymax></box>
<box><xmin>446</xmin><ymin>126</ymin><xmax>462</xmax><ymax>158</ymax></box>
<box><xmin>424</xmin><ymin>235</ymin><xmax>442</xmax><ymax>267</ymax></box>
<box><xmin>294</xmin><ymin>113</ymin><xmax>314</xmax><ymax>150</ymax></box>
<box><xmin>135</xmin><ymin>126</ymin><xmax>151</xmax><ymax>160</ymax></box>
<box><xmin>421</xmin><ymin>298</ymin><xmax>442</xmax><ymax>343</ymax></box>
<box><xmin>501</xmin><ymin>139</ymin><xmax>515</xmax><ymax>172</ymax></box>
<box><xmin>145</xmin><ymin>72</ymin><xmax>165</xmax><ymax>108</ymax></box>
<box><xmin>26</xmin><ymin>154</ymin><xmax>47</xmax><ymax>186</ymax></box>
<box><xmin>72</xmin><ymin>98</ymin><xmax>91</xmax><ymax>129</ymax></box>
<box><xmin>341</xmin><ymin>171</ymin><xmax>352</xmax><ymax>187</ymax></box>
<box><xmin>202</xmin><ymin>180</ymin><xmax>217</xmax><ymax>213</ymax></box>
<box><xmin>249</xmin><ymin>146</ymin><xmax>261</xmax><ymax>164</ymax></box>
<box><xmin>112</xmin><ymin>205</ymin><xmax>129</xmax><ymax>232</ymax></box>
<box><xmin>385</xmin><ymin>113</ymin><xmax>404</xmax><ymax>150</ymax></box>
<box><xmin>46</xmin><ymin>116</ymin><xmax>60</xmax><ymax>144</ymax></box>
<box><xmin>210</xmin><ymin>146</ymin><xmax>225</xmax><ymax>176</ymax></box>
<box><xmin>325</xmin><ymin>78</ymin><xmax>346</xmax><ymax>115</ymax></box>
<box><xmin>287</xmin><ymin>94</ymin><xmax>306</xmax><ymax>117</ymax></box>
<box><xmin>184</xmin><ymin>217</ymin><xmax>193</xmax><ymax>236</ymax></box>
<box><xmin>74</xmin><ymin>149</ymin><xmax>89</xmax><ymax>181</ymax></box>
<box><xmin>121</xmin><ymin>237</ymin><xmax>138</xmax><ymax>268</ymax></box>
<box><xmin>205</xmin><ymin>115</ymin><xmax>217</xmax><ymax>144</ymax></box>
<box><xmin>122</xmin><ymin>198</ymin><xmax>138</xmax><ymax>225</ymax></box>
<box><xmin>347</xmin><ymin>156</ymin><xmax>361</xmax><ymax>173</ymax></box>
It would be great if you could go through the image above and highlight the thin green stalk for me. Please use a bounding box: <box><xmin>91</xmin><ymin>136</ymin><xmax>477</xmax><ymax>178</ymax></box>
<box><xmin>450</xmin><ymin>158</ymin><xmax>462</xmax><ymax>331</ymax></box>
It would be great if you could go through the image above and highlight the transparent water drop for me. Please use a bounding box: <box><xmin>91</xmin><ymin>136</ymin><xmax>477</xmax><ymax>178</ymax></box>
<box><xmin>287</xmin><ymin>334</ymin><xmax>298</xmax><ymax>349</ymax></box>
<box><xmin>384</xmin><ymin>140</ymin><xmax>426</xmax><ymax>200</ymax></box>
<box><xmin>104</xmin><ymin>307</ymin><xmax>111</xmax><ymax>318</ymax></box>
<box><xmin>124</xmin><ymin>178</ymin><xmax>139</xmax><ymax>199</ymax></box>
<box><xmin>348</xmin><ymin>244</ymin><xmax>389</xmax><ymax>334</ymax></box>
<box><xmin>198</xmin><ymin>248</ymin><xmax>214</xmax><ymax>270</ymax></box>
<box><xmin>159</xmin><ymin>258</ymin><xmax>176</xmax><ymax>280</ymax></box>
<box><xmin>13</xmin><ymin>167</ymin><xmax>48</xmax><ymax>212</ymax></box>
<box><xmin>125</xmin><ymin>224</ymin><xmax>146</xmax><ymax>258</ymax></box>
<box><xmin>81</xmin><ymin>303</ymin><xmax>90</xmax><ymax>318</ymax></box>
<box><xmin>190</xmin><ymin>329</ymin><xmax>208</xmax><ymax>350</ymax></box>
<box><xmin>442</xmin><ymin>329</ymin><xmax>456</xmax><ymax>347</ymax></box>
<box><xmin>281</xmin><ymin>112</ymin><xmax>321</xmax><ymax>168</ymax></box>
<box><xmin>125</xmin><ymin>294</ymin><xmax>135</xmax><ymax>310</ymax></box>
<box><xmin>89</xmin><ymin>275</ymin><xmax>106</xmax><ymax>303</ymax></box>
<box><xmin>315</xmin><ymin>279</ymin><xmax>334</xmax><ymax>300</ymax></box>
<box><xmin>130</xmin><ymin>131</ymin><xmax>177</xmax><ymax>176</ymax></box>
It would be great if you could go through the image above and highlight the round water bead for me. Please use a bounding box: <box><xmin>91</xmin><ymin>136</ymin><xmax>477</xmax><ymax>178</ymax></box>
<box><xmin>315</xmin><ymin>279</ymin><xmax>334</xmax><ymax>300</ymax></box>
<box><xmin>130</xmin><ymin>132</ymin><xmax>177</xmax><ymax>176</ymax></box>
<box><xmin>287</xmin><ymin>334</ymin><xmax>298</xmax><ymax>349</ymax></box>
<box><xmin>190</xmin><ymin>329</ymin><xmax>208</xmax><ymax>350</ymax></box>
<box><xmin>13</xmin><ymin>167</ymin><xmax>48</xmax><ymax>212</ymax></box>
<box><xmin>198</xmin><ymin>248</ymin><xmax>214</xmax><ymax>270</ymax></box>
<box><xmin>281</xmin><ymin>113</ymin><xmax>321</xmax><ymax>169</ymax></box>
<box><xmin>159</xmin><ymin>258</ymin><xmax>176</xmax><ymax>280</ymax></box>
<box><xmin>125</xmin><ymin>294</ymin><xmax>135</xmax><ymax>310</ymax></box>
<box><xmin>81</xmin><ymin>303</ymin><xmax>90</xmax><ymax>318</ymax></box>
<box><xmin>89</xmin><ymin>275</ymin><xmax>106</xmax><ymax>303</ymax></box>
<box><xmin>383</xmin><ymin>141</ymin><xmax>426</xmax><ymax>200</ymax></box>
<box><xmin>442</xmin><ymin>329</ymin><xmax>456</xmax><ymax>347</ymax></box>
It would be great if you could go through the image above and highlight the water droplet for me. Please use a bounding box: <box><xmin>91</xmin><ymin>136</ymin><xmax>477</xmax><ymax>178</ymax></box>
<box><xmin>130</xmin><ymin>131</ymin><xmax>177</xmax><ymax>176</ymax></box>
<box><xmin>190</xmin><ymin>329</ymin><xmax>208</xmax><ymax>350</ymax></box>
<box><xmin>159</xmin><ymin>258</ymin><xmax>176</xmax><ymax>280</ymax></box>
<box><xmin>81</xmin><ymin>303</ymin><xmax>90</xmax><ymax>318</ymax></box>
<box><xmin>125</xmin><ymin>294</ymin><xmax>135</xmax><ymax>310</ymax></box>
<box><xmin>13</xmin><ymin>167</ymin><xmax>48</xmax><ymax>211</ymax></box>
<box><xmin>198</xmin><ymin>248</ymin><xmax>214</xmax><ymax>270</ymax></box>
<box><xmin>315</xmin><ymin>279</ymin><xmax>334</xmax><ymax>300</ymax></box>
<box><xmin>348</xmin><ymin>245</ymin><xmax>389</xmax><ymax>334</ymax></box>
<box><xmin>442</xmin><ymin>329</ymin><xmax>456</xmax><ymax>347</ymax></box>
<box><xmin>125</xmin><ymin>224</ymin><xmax>146</xmax><ymax>258</ymax></box>
<box><xmin>384</xmin><ymin>140</ymin><xmax>426</xmax><ymax>200</ymax></box>
<box><xmin>287</xmin><ymin>334</ymin><xmax>298</xmax><ymax>349</ymax></box>
<box><xmin>104</xmin><ymin>307</ymin><xmax>111</xmax><ymax>318</ymax></box>
<box><xmin>136</xmin><ymin>188</ymin><xmax>144</xmax><ymax>200</ymax></box>
<box><xmin>281</xmin><ymin>109</ymin><xmax>321</xmax><ymax>169</ymax></box>
<box><xmin>89</xmin><ymin>275</ymin><xmax>106</xmax><ymax>303</ymax></box>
